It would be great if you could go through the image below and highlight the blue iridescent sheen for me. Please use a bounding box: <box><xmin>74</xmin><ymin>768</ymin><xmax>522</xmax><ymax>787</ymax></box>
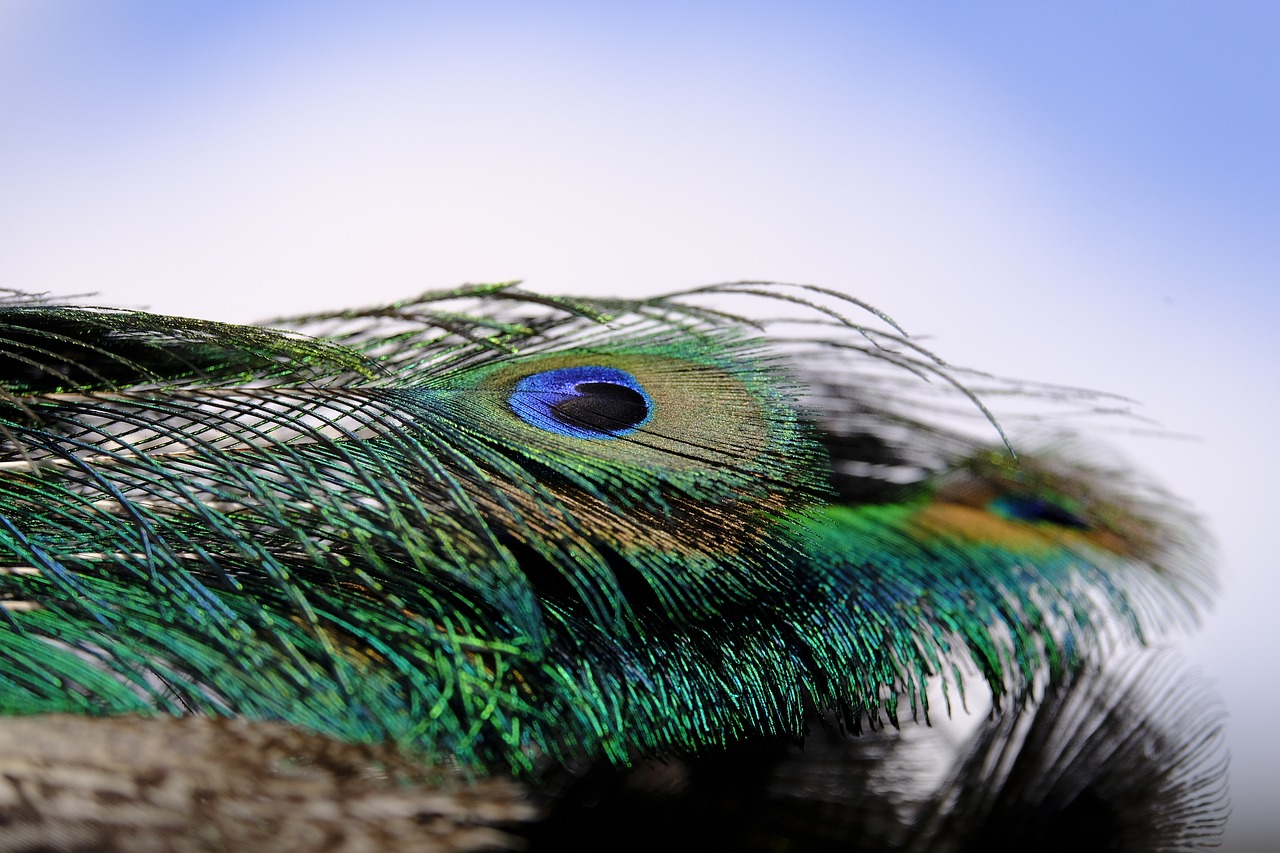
<box><xmin>508</xmin><ymin>366</ymin><xmax>653</xmax><ymax>439</ymax></box>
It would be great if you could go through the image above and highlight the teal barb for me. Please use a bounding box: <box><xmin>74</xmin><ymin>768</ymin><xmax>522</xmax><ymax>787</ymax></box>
<box><xmin>0</xmin><ymin>283</ymin><xmax>1223</xmax><ymax>846</ymax></box>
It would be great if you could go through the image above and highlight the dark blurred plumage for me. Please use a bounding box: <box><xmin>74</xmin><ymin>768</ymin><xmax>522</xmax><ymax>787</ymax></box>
<box><xmin>0</xmin><ymin>283</ymin><xmax>1226</xmax><ymax>850</ymax></box>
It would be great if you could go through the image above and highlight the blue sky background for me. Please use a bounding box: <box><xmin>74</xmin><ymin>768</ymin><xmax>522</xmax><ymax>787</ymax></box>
<box><xmin>2</xmin><ymin>3</ymin><xmax>1276</xmax><ymax>846</ymax></box>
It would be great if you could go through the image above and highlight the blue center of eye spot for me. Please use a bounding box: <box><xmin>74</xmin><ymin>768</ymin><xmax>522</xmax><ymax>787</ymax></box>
<box><xmin>990</xmin><ymin>495</ymin><xmax>1090</xmax><ymax>530</ymax></box>
<box><xmin>508</xmin><ymin>366</ymin><xmax>653</xmax><ymax>439</ymax></box>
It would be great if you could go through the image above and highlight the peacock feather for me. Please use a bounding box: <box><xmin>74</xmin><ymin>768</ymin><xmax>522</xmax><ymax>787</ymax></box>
<box><xmin>0</xmin><ymin>282</ymin><xmax>1225</xmax><ymax>850</ymax></box>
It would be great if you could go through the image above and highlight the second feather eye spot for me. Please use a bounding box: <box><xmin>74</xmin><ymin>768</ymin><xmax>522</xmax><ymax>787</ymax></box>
<box><xmin>508</xmin><ymin>366</ymin><xmax>654</xmax><ymax>440</ymax></box>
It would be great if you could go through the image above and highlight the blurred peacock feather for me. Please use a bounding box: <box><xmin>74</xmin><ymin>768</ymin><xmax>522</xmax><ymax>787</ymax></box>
<box><xmin>0</xmin><ymin>282</ymin><xmax>1226</xmax><ymax>851</ymax></box>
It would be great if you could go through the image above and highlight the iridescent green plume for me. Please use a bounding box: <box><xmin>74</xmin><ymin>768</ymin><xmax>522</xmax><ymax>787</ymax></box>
<box><xmin>0</xmin><ymin>283</ymin><xmax>1224</xmax><ymax>849</ymax></box>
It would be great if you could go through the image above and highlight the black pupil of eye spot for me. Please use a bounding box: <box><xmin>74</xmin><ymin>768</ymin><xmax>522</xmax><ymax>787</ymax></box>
<box><xmin>550</xmin><ymin>382</ymin><xmax>649</xmax><ymax>433</ymax></box>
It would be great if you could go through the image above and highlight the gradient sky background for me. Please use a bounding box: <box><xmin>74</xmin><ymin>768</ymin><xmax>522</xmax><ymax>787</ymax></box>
<box><xmin>2</xmin><ymin>2</ymin><xmax>1276</xmax><ymax>847</ymax></box>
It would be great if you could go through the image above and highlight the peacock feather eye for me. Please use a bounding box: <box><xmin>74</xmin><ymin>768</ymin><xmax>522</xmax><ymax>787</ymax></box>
<box><xmin>467</xmin><ymin>349</ymin><xmax>803</xmax><ymax>480</ymax></box>
<box><xmin>988</xmin><ymin>495</ymin><xmax>1090</xmax><ymax>529</ymax></box>
<box><xmin>508</xmin><ymin>366</ymin><xmax>653</xmax><ymax>439</ymax></box>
